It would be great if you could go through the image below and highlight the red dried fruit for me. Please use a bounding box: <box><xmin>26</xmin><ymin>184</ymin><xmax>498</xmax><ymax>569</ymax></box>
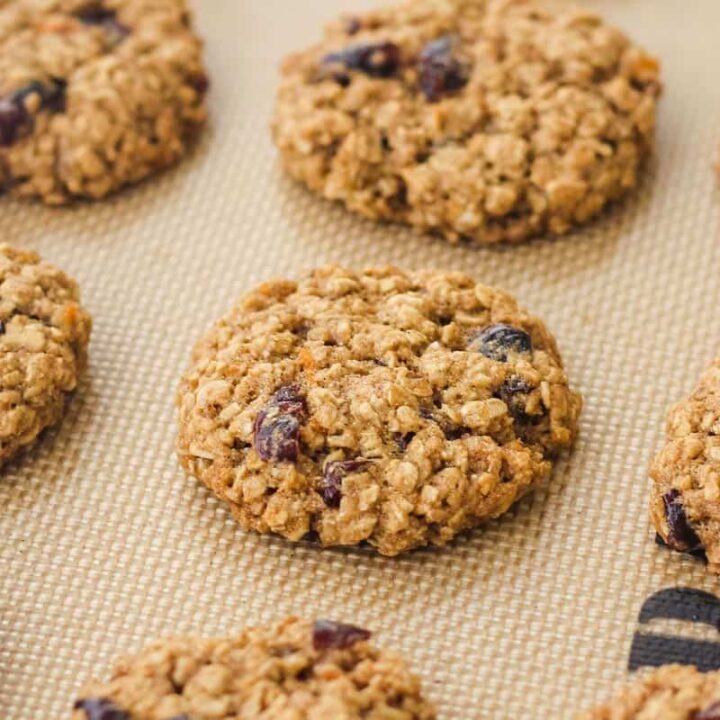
<box><xmin>253</xmin><ymin>385</ymin><xmax>307</xmax><ymax>463</ymax></box>
<box><xmin>663</xmin><ymin>489</ymin><xmax>702</xmax><ymax>552</ymax></box>
<box><xmin>75</xmin><ymin>4</ymin><xmax>130</xmax><ymax>43</ymax></box>
<box><xmin>312</xmin><ymin>619</ymin><xmax>371</xmax><ymax>650</ymax></box>
<box><xmin>74</xmin><ymin>698</ymin><xmax>129</xmax><ymax>720</ymax></box>
<box><xmin>419</xmin><ymin>35</ymin><xmax>468</xmax><ymax>101</ymax></box>
<box><xmin>322</xmin><ymin>42</ymin><xmax>401</xmax><ymax>78</ymax></box>
<box><xmin>320</xmin><ymin>459</ymin><xmax>369</xmax><ymax>508</ymax></box>
<box><xmin>497</xmin><ymin>376</ymin><xmax>533</xmax><ymax>421</ymax></box>
<box><xmin>0</xmin><ymin>80</ymin><xmax>66</xmax><ymax>146</ymax></box>
<box><xmin>472</xmin><ymin>324</ymin><xmax>532</xmax><ymax>362</ymax></box>
<box><xmin>696</xmin><ymin>702</ymin><xmax>720</xmax><ymax>720</ymax></box>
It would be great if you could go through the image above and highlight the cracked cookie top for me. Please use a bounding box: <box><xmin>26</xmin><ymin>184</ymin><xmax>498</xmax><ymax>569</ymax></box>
<box><xmin>70</xmin><ymin>617</ymin><xmax>436</xmax><ymax>720</ymax></box>
<box><xmin>0</xmin><ymin>0</ymin><xmax>208</xmax><ymax>204</ymax></box>
<box><xmin>177</xmin><ymin>265</ymin><xmax>581</xmax><ymax>555</ymax></box>
<box><xmin>272</xmin><ymin>0</ymin><xmax>660</xmax><ymax>245</ymax></box>
<box><xmin>578</xmin><ymin>665</ymin><xmax>720</xmax><ymax>719</ymax></box>
<box><xmin>0</xmin><ymin>243</ymin><xmax>91</xmax><ymax>466</ymax></box>
<box><xmin>650</xmin><ymin>356</ymin><xmax>720</xmax><ymax>573</ymax></box>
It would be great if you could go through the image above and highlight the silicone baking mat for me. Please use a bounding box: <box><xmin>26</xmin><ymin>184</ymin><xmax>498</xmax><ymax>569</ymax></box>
<box><xmin>2</xmin><ymin>0</ymin><xmax>720</xmax><ymax>717</ymax></box>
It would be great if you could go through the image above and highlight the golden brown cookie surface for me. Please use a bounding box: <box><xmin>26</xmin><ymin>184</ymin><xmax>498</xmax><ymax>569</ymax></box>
<box><xmin>272</xmin><ymin>0</ymin><xmax>660</xmax><ymax>245</ymax></box>
<box><xmin>650</xmin><ymin>356</ymin><xmax>720</xmax><ymax>573</ymax></box>
<box><xmin>71</xmin><ymin>617</ymin><xmax>436</xmax><ymax>720</ymax></box>
<box><xmin>577</xmin><ymin>665</ymin><xmax>720</xmax><ymax>719</ymax></box>
<box><xmin>0</xmin><ymin>0</ymin><xmax>208</xmax><ymax>204</ymax></box>
<box><xmin>0</xmin><ymin>243</ymin><xmax>91</xmax><ymax>466</ymax></box>
<box><xmin>177</xmin><ymin>265</ymin><xmax>581</xmax><ymax>555</ymax></box>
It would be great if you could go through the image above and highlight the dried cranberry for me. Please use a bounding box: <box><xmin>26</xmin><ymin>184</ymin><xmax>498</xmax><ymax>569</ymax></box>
<box><xmin>75</xmin><ymin>4</ymin><xmax>129</xmax><ymax>42</ymax></box>
<box><xmin>497</xmin><ymin>376</ymin><xmax>532</xmax><ymax>421</ymax></box>
<box><xmin>696</xmin><ymin>702</ymin><xmax>720</xmax><ymax>720</ymax></box>
<box><xmin>0</xmin><ymin>97</ymin><xmax>27</xmax><ymax>146</ymax></box>
<box><xmin>253</xmin><ymin>386</ymin><xmax>307</xmax><ymax>463</ymax></box>
<box><xmin>73</xmin><ymin>698</ymin><xmax>129</xmax><ymax>720</ymax></box>
<box><xmin>663</xmin><ymin>489</ymin><xmax>702</xmax><ymax>552</ymax></box>
<box><xmin>312</xmin><ymin>619</ymin><xmax>371</xmax><ymax>650</ymax></box>
<box><xmin>322</xmin><ymin>42</ymin><xmax>401</xmax><ymax>78</ymax></box>
<box><xmin>473</xmin><ymin>324</ymin><xmax>532</xmax><ymax>362</ymax></box>
<box><xmin>419</xmin><ymin>35</ymin><xmax>468</xmax><ymax>101</ymax></box>
<box><xmin>396</xmin><ymin>432</ymin><xmax>415</xmax><ymax>452</ymax></box>
<box><xmin>0</xmin><ymin>79</ymin><xmax>66</xmax><ymax>146</ymax></box>
<box><xmin>320</xmin><ymin>459</ymin><xmax>369</xmax><ymax>508</ymax></box>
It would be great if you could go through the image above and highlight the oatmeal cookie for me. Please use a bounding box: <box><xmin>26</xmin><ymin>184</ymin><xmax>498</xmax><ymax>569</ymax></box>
<box><xmin>70</xmin><ymin>617</ymin><xmax>436</xmax><ymax>720</ymax></box>
<box><xmin>650</xmin><ymin>356</ymin><xmax>720</xmax><ymax>573</ymax></box>
<box><xmin>272</xmin><ymin>0</ymin><xmax>660</xmax><ymax>245</ymax></box>
<box><xmin>176</xmin><ymin>265</ymin><xmax>581</xmax><ymax>555</ymax></box>
<box><xmin>0</xmin><ymin>243</ymin><xmax>91</xmax><ymax>466</ymax></box>
<box><xmin>578</xmin><ymin>665</ymin><xmax>720</xmax><ymax>719</ymax></box>
<box><xmin>0</xmin><ymin>0</ymin><xmax>208</xmax><ymax>204</ymax></box>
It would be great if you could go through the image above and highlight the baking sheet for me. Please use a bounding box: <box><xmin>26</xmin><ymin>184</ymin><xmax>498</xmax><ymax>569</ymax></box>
<box><xmin>2</xmin><ymin>0</ymin><xmax>720</xmax><ymax>718</ymax></box>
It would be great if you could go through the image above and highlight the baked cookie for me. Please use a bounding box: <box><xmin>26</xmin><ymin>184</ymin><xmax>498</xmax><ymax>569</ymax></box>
<box><xmin>649</xmin><ymin>355</ymin><xmax>720</xmax><ymax>573</ymax></box>
<box><xmin>177</xmin><ymin>266</ymin><xmax>581</xmax><ymax>555</ymax></box>
<box><xmin>577</xmin><ymin>665</ymin><xmax>720</xmax><ymax>719</ymax></box>
<box><xmin>272</xmin><ymin>0</ymin><xmax>660</xmax><ymax>245</ymax></box>
<box><xmin>0</xmin><ymin>0</ymin><xmax>208</xmax><ymax>204</ymax></box>
<box><xmin>70</xmin><ymin>617</ymin><xmax>436</xmax><ymax>719</ymax></box>
<box><xmin>0</xmin><ymin>243</ymin><xmax>91</xmax><ymax>466</ymax></box>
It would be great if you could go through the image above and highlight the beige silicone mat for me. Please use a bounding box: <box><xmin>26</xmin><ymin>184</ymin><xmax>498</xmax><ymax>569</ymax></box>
<box><xmin>2</xmin><ymin>0</ymin><xmax>720</xmax><ymax>717</ymax></box>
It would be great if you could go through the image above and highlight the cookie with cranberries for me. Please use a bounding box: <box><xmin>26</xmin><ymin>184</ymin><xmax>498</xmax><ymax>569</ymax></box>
<box><xmin>0</xmin><ymin>0</ymin><xmax>208</xmax><ymax>204</ymax></box>
<box><xmin>272</xmin><ymin>0</ymin><xmax>660</xmax><ymax>245</ymax></box>
<box><xmin>176</xmin><ymin>266</ymin><xmax>581</xmax><ymax>555</ymax></box>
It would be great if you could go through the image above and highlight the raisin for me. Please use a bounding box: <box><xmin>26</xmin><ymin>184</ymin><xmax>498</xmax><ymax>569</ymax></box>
<box><xmin>663</xmin><ymin>489</ymin><xmax>702</xmax><ymax>552</ymax></box>
<box><xmin>396</xmin><ymin>432</ymin><xmax>415</xmax><ymax>452</ymax></box>
<box><xmin>74</xmin><ymin>698</ymin><xmax>129</xmax><ymax>720</ymax></box>
<box><xmin>696</xmin><ymin>702</ymin><xmax>720</xmax><ymax>720</ymax></box>
<box><xmin>75</xmin><ymin>4</ymin><xmax>130</xmax><ymax>43</ymax></box>
<box><xmin>0</xmin><ymin>97</ymin><xmax>27</xmax><ymax>146</ymax></box>
<box><xmin>0</xmin><ymin>320</ymin><xmax>5</xmax><ymax>335</ymax></box>
<box><xmin>312</xmin><ymin>619</ymin><xmax>371</xmax><ymax>650</ymax></box>
<box><xmin>419</xmin><ymin>35</ymin><xmax>468</xmax><ymax>101</ymax></box>
<box><xmin>0</xmin><ymin>79</ymin><xmax>66</xmax><ymax>146</ymax></box>
<box><xmin>253</xmin><ymin>385</ymin><xmax>307</xmax><ymax>463</ymax></box>
<box><xmin>321</xmin><ymin>459</ymin><xmax>370</xmax><ymax>508</ymax></box>
<box><xmin>472</xmin><ymin>324</ymin><xmax>532</xmax><ymax>362</ymax></box>
<box><xmin>497</xmin><ymin>376</ymin><xmax>533</xmax><ymax>421</ymax></box>
<box><xmin>322</xmin><ymin>42</ymin><xmax>401</xmax><ymax>78</ymax></box>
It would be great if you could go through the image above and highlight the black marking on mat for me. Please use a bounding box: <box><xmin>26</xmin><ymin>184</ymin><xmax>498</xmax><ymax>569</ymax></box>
<box><xmin>639</xmin><ymin>587</ymin><xmax>720</xmax><ymax>630</ymax></box>
<box><xmin>629</xmin><ymin>587</ymin><xmax>720</xmax><ymax>671</ymax></box>
<box><xmin>629</xmin><ymin>633</ymin><xmax>720</xmax><ymax>671</ymax></box>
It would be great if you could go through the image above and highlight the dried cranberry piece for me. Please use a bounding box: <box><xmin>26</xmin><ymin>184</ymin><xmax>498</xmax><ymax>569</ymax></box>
<box><xmin>253</xmin><ymin>385</ymin><xmax>307</xmax><ymax>463</ymax></box>
<box><xmin>396</xmin><ymin>432</ymin><xmax>415</xmax><ymax>452</ymax></box>
<box><xmin>322</xmin><ymin>42</ymin><xmax>401</xmax><ymax>78</ymax></box>
<box><xmin>419</xmin><ymin>35</ymin><xmax>468</xmax><ymax>101</ymax></box>
<box><xmin>497</xmin><ymin>376</ymin><xmax>533</xmax><ymax>421</ymax></box>
<box><xmin>312</xmin><ymin>619</ymin><xmax>371</xmax><ymax>650</ymax></box>
<box><xmin>663</xmin><ymin>489</ymin><xmax>702</xmax><ymax>552</ymax></box>
<box><xmin>321</xmin><ymin>459</ymin><xmax>370</xmax><ymax>508</ymax></box>
<box><xmin>0</xmin><ymin>79</ymin><xmax>66</xmax><ymax>146</ymax></box>
<box><xmin>0</xmin><ymin>97</ymin><xmax>27</xmax><ymax>146</ymax></box>
<box><xmin>473</xmin><ymin>324</ymin><xmax>532</xmax><ymax>362</ymax></box>
<box><xmin>696</xmin><ymin>702</ymin><xmax>720</xmax><ymax>720</ymax></box>
<box><xmin>75</xmin><ymin>4</ymin><xmax>130</xmax><ymax>42</ymax></box>
<box><xmin>74</xmin><ymin>698</ymin><xmax>129</xmax><ymax>720</ymax></box>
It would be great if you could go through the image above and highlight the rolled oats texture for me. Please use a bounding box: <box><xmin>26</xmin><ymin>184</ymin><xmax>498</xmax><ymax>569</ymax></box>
<box><xmin>176</xmin><ymin>265</ymin><xmax>581</xmax><ymax>556</ymax></box>
<box><xmin>0</xmin><ymin>242</ymin><xmax>91</xmax><ymax>467</ymax></box>
<box><xmin>272</xmin><ymin>0</ymin><xmax>661</xmax><ymax>244</ymax></box>
<box><xmin>0</xmin><ymin>0</ymin><xmax>208</xmax><ymax>204</ymax></box>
